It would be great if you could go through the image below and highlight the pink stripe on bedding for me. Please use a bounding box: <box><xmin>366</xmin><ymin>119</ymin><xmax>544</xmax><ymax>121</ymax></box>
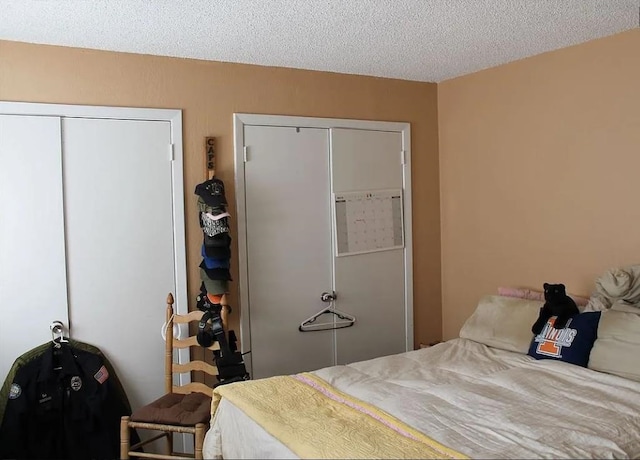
<box><xmin>293</xmin><ymin>374</ymin><xmax>422</xmax><ymax>442</ymax></box>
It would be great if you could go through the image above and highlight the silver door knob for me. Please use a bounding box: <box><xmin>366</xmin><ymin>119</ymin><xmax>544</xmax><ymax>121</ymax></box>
<box><xmin>320</xmin><ymin>291</ymin><xmax>336</xmax><ymax>302</ymax></box>
<box><xmin>50</xmin><ymin>321</ymin><xmax>68</xmax><ymax>344</ymax></box>
<box><xmin>50</xmin><ymin>321</ymin><xmax>64</xmax><ymax>335</ymax></box>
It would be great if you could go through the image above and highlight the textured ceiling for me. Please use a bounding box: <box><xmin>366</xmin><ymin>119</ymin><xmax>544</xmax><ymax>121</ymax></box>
<box><xmin>1</xmin><ymin>0</ymin><xmax>638</xmax><ymax>82</ymax></box>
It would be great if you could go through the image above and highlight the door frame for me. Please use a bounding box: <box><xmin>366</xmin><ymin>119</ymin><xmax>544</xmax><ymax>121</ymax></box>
<box><xmin>233</xmin><ymin>113</ymin><xmax>413</xmax><ymax>374</ymax></box>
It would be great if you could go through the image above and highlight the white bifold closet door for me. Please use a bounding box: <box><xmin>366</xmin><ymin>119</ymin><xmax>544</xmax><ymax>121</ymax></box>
<box><xmin>0</xmin><ymin>113</ymin><xmax>179</xmax><ymax>416</ymax></box>
<box><xmin>244</xmin><ymin>126</ymin><xmax>334</xmax><ymax>379</ymax></box>
<box><xmin>0</xmin><ymin>115</ymin><xmax>69</xmax><ymax>384</ymax></box>
<box><xmin>242</xmin><ymin>123</ymin><xmax>408</xmax><ymax>380</ymax></box>
<box><xmin>331</xmin><ymin>128</ymin><xmax>406</xmax><ymax>365</ymax></box>
<box><xmin>61</xmin><ymin>118</ymin><xmax>176</xmax><ymax>411</ymax></box>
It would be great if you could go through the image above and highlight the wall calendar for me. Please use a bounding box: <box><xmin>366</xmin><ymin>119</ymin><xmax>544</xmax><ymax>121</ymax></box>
<box><xmin>333</xmin><ymin>189</ymin><xmax>404</xmax><ymax>256</ymax></box>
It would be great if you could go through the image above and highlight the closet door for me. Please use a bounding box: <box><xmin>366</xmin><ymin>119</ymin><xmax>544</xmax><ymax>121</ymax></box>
<box><xmin>0</xmin><ymin>115</ymin><xmax>69</xmax><ymax>383</ymax></box>
<box><xmin>243</xmin><ymin>125</ymin><xmax>334</xmax><ymax>379</ymax></box>
<box><xmin>61</xmin><ymin>118</ymin><xmax>175</xmax><ymax>409</ymax></box>
<box><xmin>331</xmin><ymin>128</ymin><xmax>407</xmax><ymax>365</ymax></box>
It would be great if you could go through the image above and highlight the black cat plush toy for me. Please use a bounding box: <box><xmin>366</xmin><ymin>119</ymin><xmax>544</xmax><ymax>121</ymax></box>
<box><xmin>531</xmin><ymin>283</ymin><xmax>580</xmax><ymax>335</ymax></box>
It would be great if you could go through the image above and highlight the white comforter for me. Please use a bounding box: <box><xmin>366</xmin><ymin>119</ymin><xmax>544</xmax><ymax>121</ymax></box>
<box><xmin>205</xmin><ymin>339</ymin><xmax>640</xmax><ymax>459</ymax></box>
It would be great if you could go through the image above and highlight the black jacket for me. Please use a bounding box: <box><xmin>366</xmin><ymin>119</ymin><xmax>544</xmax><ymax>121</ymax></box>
<box><xmin>0</xmin><ymin>340</ymin><xmax>138</xmax><ymax>459</ymax></box>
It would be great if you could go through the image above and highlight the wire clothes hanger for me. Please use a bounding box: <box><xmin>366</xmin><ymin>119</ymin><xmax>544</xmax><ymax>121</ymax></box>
<box><xmin>299</xmin><ymin>293</ymin><xmax>356</xmax><ymax>332</ymax></box>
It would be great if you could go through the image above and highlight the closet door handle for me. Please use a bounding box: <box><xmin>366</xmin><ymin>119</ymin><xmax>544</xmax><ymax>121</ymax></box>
<box><xmin>320</xmin><ymin>291</ymin><xmax>336</xmax><ymax>302</ymax></box>
<box><xmin>50</xmin><ymin>321</ymin><xmax>64</xmax><ymax>335</ymax></box>
<box><xmin>50</xmin><ymin>321</ymin><xmax>69</xmax><ymax>344</ymax></box>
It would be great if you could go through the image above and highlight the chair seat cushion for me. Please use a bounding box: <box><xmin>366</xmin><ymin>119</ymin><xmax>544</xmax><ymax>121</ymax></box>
<box><xmin>131</xmin><ymin>392</ymin><xmax>212</xmax><ymax>426</ymax></box>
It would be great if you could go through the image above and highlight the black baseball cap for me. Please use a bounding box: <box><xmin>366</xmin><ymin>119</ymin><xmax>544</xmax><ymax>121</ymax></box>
<box><xmin>195</xmin><ymin>178</ymin><xmax>228</xmax><ymax>208</ymax></box>
<box><xmin>204</xmin><ymin>233</ymin><xmax>231</xmax><ymax>248</ymax></box>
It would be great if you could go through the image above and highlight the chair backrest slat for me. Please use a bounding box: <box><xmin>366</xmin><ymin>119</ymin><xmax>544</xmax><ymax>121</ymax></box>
<box><xmin>174</xmin><ymin>361</ymin><xmax>218</xmax><ymax>375</ymax></box>
<box><xmin>172</xmin><ymin>310</ymin><xmax>204</xmax><ymax>324</ymax></box>
<box><xmin>173</xmin><ymin>336</ymin><xmax>220</xmax><ymax>350</ymax></box>
<box><xmin>172</xmin><ymin>382</ymin><xmax>214</xmax><ymax>396</ymax></box>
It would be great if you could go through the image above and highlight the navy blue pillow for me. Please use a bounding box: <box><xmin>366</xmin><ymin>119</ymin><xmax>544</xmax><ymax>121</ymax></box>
<box><xmin>528</xmin><ymin>312</ymin><xmax>601</xmax><ymax>367</ymax></box>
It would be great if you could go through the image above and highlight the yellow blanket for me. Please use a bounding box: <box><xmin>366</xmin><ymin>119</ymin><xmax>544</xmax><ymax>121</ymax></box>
<box><xmin>212</xmin><ymin>373</ymin><xmax>468</xmax><ymax>459</ymax></box>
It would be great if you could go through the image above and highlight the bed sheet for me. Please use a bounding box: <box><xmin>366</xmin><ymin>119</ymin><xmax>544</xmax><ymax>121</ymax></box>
<box><xmin>204</xmin><ymin>338</ymin><xmax>640</xmax><ymax>459</ymax></box>
<box><xmin>205</xmin><ymin>397</ymin><xmax>297</xmax><ymax>459</ymax></box>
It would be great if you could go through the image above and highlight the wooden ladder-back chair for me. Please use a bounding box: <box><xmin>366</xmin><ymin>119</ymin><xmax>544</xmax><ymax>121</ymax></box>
<box><xmin>120</xmin><ymin>293</ymin><xmax>228</xmax><ymax>459</ymax></box>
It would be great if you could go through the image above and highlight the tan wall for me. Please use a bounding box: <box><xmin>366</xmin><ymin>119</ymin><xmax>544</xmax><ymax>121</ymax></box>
<box><xmin>0</xmin><ymin>40</ymin><xmax>441</xmax><ymax>347</ymax></box>
<box><xmin>438</xmin><ymin>29</ymin><xmax>640</xmax><ymax>339</ymax></box>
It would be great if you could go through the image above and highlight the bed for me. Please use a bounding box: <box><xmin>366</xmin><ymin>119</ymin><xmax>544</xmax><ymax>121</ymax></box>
<box><xmin>203</xmin><ymin>295</ymin><xmax>640</xmax><ymax>459</ymax></box>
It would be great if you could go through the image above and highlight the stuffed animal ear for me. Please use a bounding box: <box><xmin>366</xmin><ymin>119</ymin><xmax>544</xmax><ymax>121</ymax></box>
<box><xmin>543</xmin><ymin>283</ymin><xmax>550</xmax><ymax>289</ymax></box>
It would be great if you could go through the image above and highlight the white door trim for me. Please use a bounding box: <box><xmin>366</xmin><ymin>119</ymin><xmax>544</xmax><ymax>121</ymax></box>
<box><xmin>0</xmin><ymin>101</ymin><xmax>188</xmax><ymax>318</ymax></box>
<box><xmin>233</xmin><ymin>113</ymin><xmax>414</xmax><ymax>372</ymax></box>
<box><xmin>0</xmin><ymin>101</ymin><xmax>181</xmax><ymax>123</ymax></box>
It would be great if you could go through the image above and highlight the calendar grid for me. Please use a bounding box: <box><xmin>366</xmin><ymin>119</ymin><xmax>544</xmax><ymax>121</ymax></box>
<box><xmin>333</xmin><ymin>189</ymin><xmax>404</xmax><ymax>256</ymax></box>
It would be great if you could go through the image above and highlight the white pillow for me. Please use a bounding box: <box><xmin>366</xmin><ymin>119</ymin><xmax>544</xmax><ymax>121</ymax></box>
<box><xmin>459</xmin><ymin>295</ymin><xmax>542</xmax><ymax>354</ymax></box>
<box><xmin>588</xmin><ymin>310</ymin><xmax>640</xmax><ymax>382</ymax></box>
<box><xmin>610</xmin><ymin>302</ymin><xmax>640</xmax><ymax>314</ymax></box>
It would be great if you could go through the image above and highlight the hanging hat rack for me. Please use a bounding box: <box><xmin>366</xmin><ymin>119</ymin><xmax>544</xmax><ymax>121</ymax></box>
<box><xmin>203</xmin><ymin>135</ymin><xmax>229</xmax><ymax>317</ymax></box>
<box><xmin>196</xmin><ymin>134</ymin><xmax>248</xmax><ymax>385</ymax></box>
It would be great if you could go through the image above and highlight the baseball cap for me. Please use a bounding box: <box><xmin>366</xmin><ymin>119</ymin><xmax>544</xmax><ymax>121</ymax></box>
<box><xmin>197</xmin><ymin>196</ymin><xmax>226</xmax><ymax>216</ymax></box>
<box><xmin>204</xmin><ymin>233</ymin><xmax>231</xmax><ymax>248</ymax></box>
<box><xmin>200</xmin><ymin>246</ymin><xmax>230</xmax><ymax>269</ymax></box>
<box><xmin>195</xmin><ymin>178</ymin><xmax>228</xmax><ymax>208</ymax></box>
<box><xmin>203</xmin><ymin>245</ymin><xmax>231</xmax><ymax>259</ymax></box>
<box><xmin>199</xmin><ymin>261</ymin><xmax>232</xmax><ymax>281</ymax></box>
<box><xmin>200</xmin><ymin>213</ymin><xmax>230</xmax><ymax>237</ymax></box>
<box><xmin>200</xmin><ymin>269</ymin><xmax>229</xmax><ymax>295</ymax></box>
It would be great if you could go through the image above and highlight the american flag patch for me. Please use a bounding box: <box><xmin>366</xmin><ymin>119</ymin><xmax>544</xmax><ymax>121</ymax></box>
<box><xmin>94</xmin><ymin>365</ymin><xmax>109</xmax><ymax>384</ymax></box>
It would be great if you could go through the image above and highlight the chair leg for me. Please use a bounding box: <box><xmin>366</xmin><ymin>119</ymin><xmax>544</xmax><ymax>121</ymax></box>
<box><xmin>120</xmin><ymin>416</ymin><xmax>130</xmax><ymax>460</ymax></box>
<box><xmin>195</xmin><ymin>423</ymin><xmax>206</xmax><ymax>459</ymax></box>
<box><xmin>165</xmin><ymin>430</ymin><xmax>173</xmax><ymax>456</ymax></box>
